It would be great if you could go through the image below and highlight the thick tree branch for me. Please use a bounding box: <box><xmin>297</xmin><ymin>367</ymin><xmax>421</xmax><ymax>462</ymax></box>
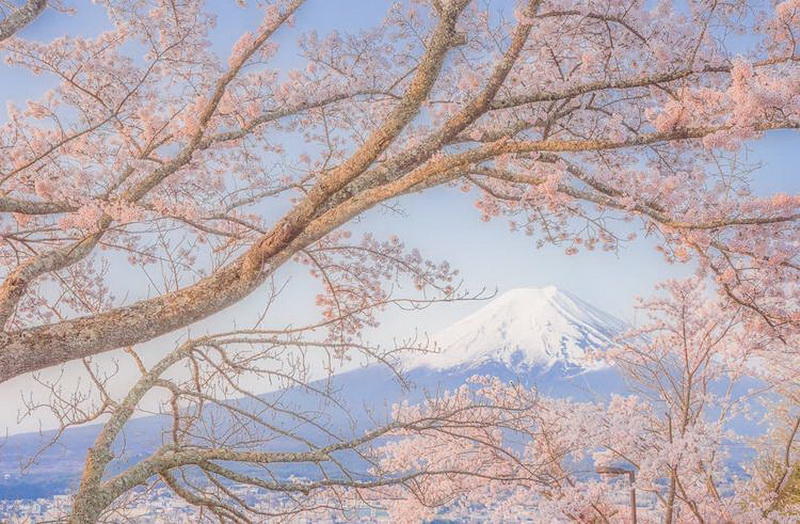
<box><xmin>0</xmin><ymin>0</ymin><xmax>45</xmax><ymax>42</ymax></box>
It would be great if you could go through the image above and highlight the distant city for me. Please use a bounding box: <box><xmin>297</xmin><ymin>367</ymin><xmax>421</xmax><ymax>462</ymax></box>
<box><xmin>1</xmin><ymin>483</ymin><xmax>659</xmax><ymax>522</ymax></box>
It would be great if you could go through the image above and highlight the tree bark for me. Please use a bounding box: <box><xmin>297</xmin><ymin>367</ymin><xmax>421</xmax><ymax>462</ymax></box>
<box><xmin>0</xmin><ymin>0</ymin><xmax>46</xmax><ymax>41</ymax></box>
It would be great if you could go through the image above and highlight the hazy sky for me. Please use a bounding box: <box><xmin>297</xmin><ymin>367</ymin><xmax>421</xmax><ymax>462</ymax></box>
<box><xmin>0</xmin><ymin>1</ymin><xmax>798</xmax><ymax>435</ymax></box>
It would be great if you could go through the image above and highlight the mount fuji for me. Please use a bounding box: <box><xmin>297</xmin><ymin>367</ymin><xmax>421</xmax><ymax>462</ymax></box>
<box><xmin>0</xmin><ymin>286</ymin><xmax>629</xmax><ymax>500</ymax></box>
<box><xmin>405</xmin><ymin>286</ymin><xmax>626</xmax><ymax>372</ymax></box>
<box><xmin>324</xmin><ymin>286</ymin><xmax>630</xmax><ymax>409</ymax></box>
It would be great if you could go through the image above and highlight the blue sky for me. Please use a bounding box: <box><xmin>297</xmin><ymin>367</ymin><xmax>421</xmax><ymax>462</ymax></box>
<box><xmin>0</xmin><ymin>1</ymin><xmax>797</xmax><ymax>434</ymax></box>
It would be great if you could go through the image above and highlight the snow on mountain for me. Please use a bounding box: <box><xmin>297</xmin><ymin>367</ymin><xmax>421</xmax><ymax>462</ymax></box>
<box><xmin>406</xmin><ymin>286</ymin><xmax>627</xmax><ymax>371</ymax></box>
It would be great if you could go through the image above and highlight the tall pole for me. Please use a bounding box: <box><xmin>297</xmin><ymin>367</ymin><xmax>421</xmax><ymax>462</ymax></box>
<box><xmin>628</xmin><ymin>470</ymin><xmax>637</xmax><ymax>524</ymax></box>
<box><xmin>596</xmin><ymin>466</ymin><xmax>637</xmax><ymax>523</ymax></box>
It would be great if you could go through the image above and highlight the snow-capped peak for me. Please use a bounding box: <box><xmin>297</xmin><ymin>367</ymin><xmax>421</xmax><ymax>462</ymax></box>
<box><xmin>407</xmin><ymin>286</ymin><xmax>626</xmax><ymax>371</ymax></box>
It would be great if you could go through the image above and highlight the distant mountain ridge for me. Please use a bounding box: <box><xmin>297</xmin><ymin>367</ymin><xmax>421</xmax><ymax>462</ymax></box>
<box><xmin>0</xmin><ymin>286</ymin><xmax>629</xmax><ymax>501</ymax></box>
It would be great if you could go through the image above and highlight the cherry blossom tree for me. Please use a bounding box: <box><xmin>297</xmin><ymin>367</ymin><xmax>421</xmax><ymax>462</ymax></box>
<box><xmin>369</xmin><ymin>279</ymin><xmax>799</xmax><ymax>523</ymax></box>
<box><xmin>0</xmin><ymin>0</ymin><xmax>796</xmax><ymax>382</ymax></box>
<box><xmin>1</xmin><ymin>0</ymin><xmax>799</xmax><ymax>521</ymax></box>
<box><xmin>585</xmin><ymin>279</ymin><xmax>766</xmax><ymax>522</ymax></box>
<box><xmin>63</xmin><ymin>339</ymin><xmax>547</xmax><ymax>522</ymax></box>
<box><xmin>15</xmin><ymin>278</ymin><xmax>800</xmax><ymax>521</ymax></box>
<box><xmin>742</xmin><ymin>395</ymin><xmax>800</xmax><ymax>520</ymax></box>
